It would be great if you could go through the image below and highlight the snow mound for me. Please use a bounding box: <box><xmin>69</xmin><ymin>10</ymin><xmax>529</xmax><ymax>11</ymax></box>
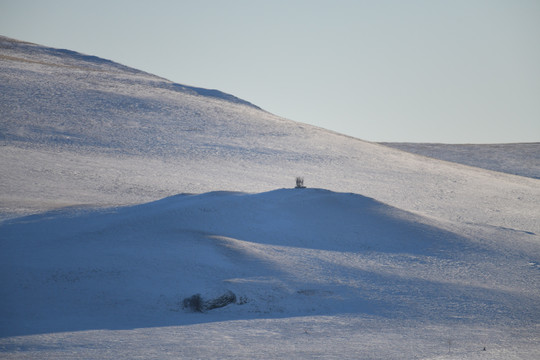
<box><xmin>1</xmin><ymin>35</ymin><xmax>539</xmax><ymax>242</ymax></box>
<box><xmin>1</xmin><ymin>189</ymin><xmax>538</xmax><ymax>339</ymax></box>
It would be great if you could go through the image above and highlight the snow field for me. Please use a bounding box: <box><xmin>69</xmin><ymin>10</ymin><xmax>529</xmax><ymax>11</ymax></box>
<box><xmin>1</xmin><ymin>36</ymin><xmax>539</xmax><ymax>359</ymax></box>
<box><xmin>1</xmin><ymin>189</ymin><xmax>539</xmax><ymax>358</ymax></box>
<box><xmin>1</xmin><ymin>318</ymin><xmax>537</xmax><ymax>360</ymax></box>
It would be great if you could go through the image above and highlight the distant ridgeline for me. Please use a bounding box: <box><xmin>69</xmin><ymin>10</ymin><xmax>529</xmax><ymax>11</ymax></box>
<box><xmin>163</xmin><ymin>83</ymin><xmax>261</xmax><ymax>110</ymax></box>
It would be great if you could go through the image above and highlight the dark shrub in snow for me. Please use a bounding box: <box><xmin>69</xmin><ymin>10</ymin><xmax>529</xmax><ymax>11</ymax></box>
<box><xmin>182</xmin><ymin>291</ymin><xmax>237</xmax><ymax>312</ymax></box>
<box><xmin>182</xmin><ymin>294</ymin><xmax>204</xmax><ymax>312</ymax></box>
<box><xmin>205</xmin><ymin>290</ymin><xmax>237</xmax><ymax>310</ymax></box>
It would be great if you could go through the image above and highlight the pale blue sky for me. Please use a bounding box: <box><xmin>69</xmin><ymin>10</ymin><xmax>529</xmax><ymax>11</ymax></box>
<box><xmin>1</xmin><ymin>0</ymin><xmax>539</xmax><ymax>143</ymax></box>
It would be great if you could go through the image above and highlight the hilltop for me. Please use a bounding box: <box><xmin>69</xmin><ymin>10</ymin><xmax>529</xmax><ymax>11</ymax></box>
<box><xmin>2</xmin><ymin>188</ymin><xmax>539</xmax><ymax>358</ymax></box>
<box><xmin>1</xmin><ymin>36</ymin><xmax>538</xmax><ymax>235</ymax></box>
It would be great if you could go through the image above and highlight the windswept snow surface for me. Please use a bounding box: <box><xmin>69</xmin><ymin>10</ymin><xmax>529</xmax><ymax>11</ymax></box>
<box><xmin>1</xmin><ymin>189</ymin><xmax>539</xmax><ymax>359</ymax></box>
<box><xmin>382</xmin><ymin>142</ymin><xmax>540</xmax><ymax>179</ymax></box>
<box><xmin>1</xmin><ymin>35</ymin><xmax>539</xmax><ymax>237</ymax></box>
<box><xmin>1</xmin><ymin>36</ymin><xmax>540</xmax><ymax>358</ymax></box>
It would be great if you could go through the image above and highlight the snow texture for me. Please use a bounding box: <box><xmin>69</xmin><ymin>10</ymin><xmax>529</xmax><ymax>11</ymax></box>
<box><xmin>1</xmin><ymin>35</ymin><xmax>540</xmax><ymax>359</ymax></box>
<box><xmin>382</xmin><ymin>142</ymin><xmax>540</xmax><ymax>180</ymax></box>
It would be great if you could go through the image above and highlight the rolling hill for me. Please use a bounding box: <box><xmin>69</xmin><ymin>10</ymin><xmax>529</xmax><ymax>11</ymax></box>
<box><xmin>1</xmin><ymin>36</ymin><xmax>539</xmax><ymax>359</ymax></box>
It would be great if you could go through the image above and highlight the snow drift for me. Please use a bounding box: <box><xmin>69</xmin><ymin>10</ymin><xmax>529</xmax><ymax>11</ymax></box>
<box><xmin>2</xmin><ymin>188</ymin><xmax>538</xmax><ymax>339</ymax></box>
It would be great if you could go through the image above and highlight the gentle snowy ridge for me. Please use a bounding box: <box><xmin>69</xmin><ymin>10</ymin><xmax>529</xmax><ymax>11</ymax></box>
<box><xmin>382</xmin><ymin>142</ymin><xmax>540</xmax><ymax>179</ymax></box>
<box><xmin>1</xmin><ymin>36</ymin><xmax>539</xmax><ymax>359</ymax></box>
<box><xmin>1</xmin><ymin>190</ymin><xmax>539</xmax><ymax>335</ymax></box>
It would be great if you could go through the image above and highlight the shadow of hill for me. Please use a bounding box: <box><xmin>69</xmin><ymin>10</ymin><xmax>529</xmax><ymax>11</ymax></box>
<box><xmin>2</xmin><ymin>188</ymin><xmax>529</xmax><ymax>337</ymax></box>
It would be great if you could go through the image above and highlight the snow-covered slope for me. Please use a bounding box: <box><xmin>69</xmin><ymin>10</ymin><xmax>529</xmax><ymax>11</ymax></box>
<box><xmin>1</xmin><ymin>189</ymin><xmax>539</xmax><ymax>358</ymax></box>
<box><xmin>382</xmin><ymin>142</ymin><xmax>540</xmax><ymax>179</ymax></box>
<box><xmin>1</xmin><ymin>36</ymin><xmax>539</xmax><ymax>235</ymax></box>
<box><xmin>1</xmin><ymin>36</ymin><xmax>539</xmax><ymax>359</ymax></box>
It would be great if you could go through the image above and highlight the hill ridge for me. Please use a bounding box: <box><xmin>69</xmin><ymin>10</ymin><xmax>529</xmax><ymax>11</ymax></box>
<box><xmin>1</xmin><ymin>36</ymin><xmax>540</xmax><ymax>359</ymax></box>
<box><xmin>0</xmin><ymin>35</ymin><xmax>260</xmax><ymax>109</ymax></box>
<box><xmin>1</xmin><ymin>35</ymin><xmax>539</xmax><ymax>236</ymax></box>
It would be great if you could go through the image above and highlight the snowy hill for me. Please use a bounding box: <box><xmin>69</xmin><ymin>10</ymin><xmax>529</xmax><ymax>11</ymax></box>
<box><xmin>1</xmin><ymin>36</ymin><xmax>538</xmax><ymax>235</ymax></box>
<box><xmin>382</xmin><ymin>142</ymin><xmax>540</xmax><ymax>179</ymax></box>
<box><xmin>1</xmin><ymin>36</ymin><xmax>540</xmax><ymax>358</ymax></box>
<box><xmin>2</xmin><ymin>189</ymin><xmax>539</xmax><ymax>358</ymax></box>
